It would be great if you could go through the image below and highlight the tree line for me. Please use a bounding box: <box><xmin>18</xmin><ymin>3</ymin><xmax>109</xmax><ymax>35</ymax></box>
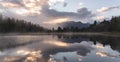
<box><xmin>53</xmin><ymin>16</ymin><xmax>120</xmax><ymax>32</ymax></box>
<box><xmin>0</xmin><ymin>15</ymin><xmax>46</xmax><ymax>33</ymax></box>
<box><xmin>0</xmin><ymin>15</ymin><xmax>120</xmax><ymax>33</ymax></box>
<box><xmin>51</xmin><ymin>26</ymin><xmax>80</xmax><ymax>32</ymax></box>
<box><xmin>82</xmin><ymin>16</ymin><xmax>120</xmax><ymax>32</ymax></box>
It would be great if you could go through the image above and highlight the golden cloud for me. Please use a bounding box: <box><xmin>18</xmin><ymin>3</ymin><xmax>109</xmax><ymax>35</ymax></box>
<box><xmin>96</xmin><ymin>16</ymin><xmax>106</xmax><ymax>20</ymax></box>
<box><xmin>0</xmin><ymin>0</ymin><xmax>49</xmax><ymax>15</ymax></box>
<box><xmin>0</xmin><ymin>0</ymin><xmax>94</xmax><ymax>26</ymax></box>
<box><xmin>0</xmin><ymin>2</ymin><xmax>21</xmax><ymax>8</ymax></box>
<box><xmin>43</xmin><ymin>18</ymin><xmax>69</xmax><ymax>24</ymax></box>
<box><xmin>96</xmin><ymin>51</ymin><xmax>118</xmax><ymax>58</ymax></box>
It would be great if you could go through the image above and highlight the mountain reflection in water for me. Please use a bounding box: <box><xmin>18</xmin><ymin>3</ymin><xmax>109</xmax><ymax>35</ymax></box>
<box><xmin>0</xmin><ymin>34</ymin><xmax>120</xmax><ymax>62</ymax></box>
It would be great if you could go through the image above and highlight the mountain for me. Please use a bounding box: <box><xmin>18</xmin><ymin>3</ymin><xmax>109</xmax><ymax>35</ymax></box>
<box><xmin>57</xmin><ymin>21</ymin><xmax>90</xmax><ymax>29</ymax></box>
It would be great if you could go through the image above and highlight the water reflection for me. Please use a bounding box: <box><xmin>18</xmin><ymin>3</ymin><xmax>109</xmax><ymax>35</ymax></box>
<box><xmin>96</xmin><ymin>51</ymin><xmax>119</xmax><ymax>58</ymax></box>
<box><xmin>0</xmin><ymin>34</ymin><xmax>120</xmax><ymax>62</ymax></box>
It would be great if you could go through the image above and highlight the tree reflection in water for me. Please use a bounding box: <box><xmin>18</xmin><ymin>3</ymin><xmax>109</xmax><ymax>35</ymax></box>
<box><xmin>0</xmin><ymin>34</ymin><xmax>120</xmax><ymax>62</ymax></box>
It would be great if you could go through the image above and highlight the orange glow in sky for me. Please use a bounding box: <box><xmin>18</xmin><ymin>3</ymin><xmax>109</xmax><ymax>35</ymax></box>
<box><xmin>43</xmin><ymin>18</ymin><xmax>69</xmax><ymax>24</ymax></box>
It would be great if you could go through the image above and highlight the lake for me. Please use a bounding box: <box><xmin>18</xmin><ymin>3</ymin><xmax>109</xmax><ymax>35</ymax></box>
<box><xmin>0</xmin><ymin>34</ymin><xmax>120</xmax><ymax>62</ymax></box>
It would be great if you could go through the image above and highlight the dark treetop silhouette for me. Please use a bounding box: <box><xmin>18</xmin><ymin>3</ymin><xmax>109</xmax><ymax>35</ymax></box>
<box><xmin>0</xmin><ymin>15</ymin><xmax>47</xmax><ymax>33</ymax></box>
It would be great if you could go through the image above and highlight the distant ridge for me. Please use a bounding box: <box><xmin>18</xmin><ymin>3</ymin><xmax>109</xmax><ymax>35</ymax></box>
<box><xmin>57</xmin><ymin>21</ymin><xmax>90</xmax><ymax>28</ymax></box>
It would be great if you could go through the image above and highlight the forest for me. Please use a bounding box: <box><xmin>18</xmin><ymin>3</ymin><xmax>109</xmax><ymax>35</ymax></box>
<box><xmin>55</xmin><ymin>16</ymin><xmax>120</xmax><ymax>32</ymax></box>
<box><xmin>82</xmin><ymin>16</ymin><xmax>120</xmax><ymax>32</ymax></box>
<box><xmin>0</xmin><ymin>15</ymin><xmax>120</xmax><ymax>33</ymax></box>
<box><xmin>0</xmin><ymin>15</ymin><xmax>46</xmax><ymax>33</ymax></box>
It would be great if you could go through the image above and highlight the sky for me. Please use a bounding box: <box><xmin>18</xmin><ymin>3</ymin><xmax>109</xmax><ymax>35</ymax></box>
<box><xmin>0</xmin><ymin>0</ymin><xmax>120</xmax><ymax>28</ymax></box>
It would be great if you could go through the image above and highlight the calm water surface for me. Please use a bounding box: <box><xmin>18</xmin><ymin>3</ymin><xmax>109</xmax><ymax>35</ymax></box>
<box><xmin>0</xmin><ymin>34</ymin><xmax>120</xmax><ymax>62</ymax></box>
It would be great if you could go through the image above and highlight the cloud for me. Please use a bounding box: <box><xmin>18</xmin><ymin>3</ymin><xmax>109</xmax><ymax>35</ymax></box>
<box><xmin>48</xmin><ymin>0</ymin><xmax>65</xmax><ymax>6</ymax></box>
<box><xmin>0</xmin><ymin>0</ymin><xmax>95</xmax><ymax>28</ymax></box>
<box><xmin>96</xmin><ymin>51</ymin><xmax>119</xmax><ymax>58</ymax></box>
<box><xmin>63</xmin><ymin>2</ymin><xmax>67</xmax><ymax>7</ymax></box>
<box><xmin>0</xmin><ymin>0</ymin><xmax>47</xmax><ymax>15</ymax></box>
<box><xmin>43</xmin><ymin>18</ymin><xmax>69</xmax><ymax>24</ymax></box>
<box><xmin>0</xmin><ymin>2</ymin><xmax>21</xmax><ymax>8</ymax></box>
<box><xmin>42</xmin><ymin>6</ymin><xmax>94</xmax><ymax>20</ymax></box>
<box><xmin>78</xmin><ymin>2</ymin><xmax>84</xmax><ymax>9</ymax></box>
<box><xmin>97</xmin><ymin>6</ymin><xmax>120</xmax><ymax>13</ymax></box>
<box><xmin>96</xmin><ymin>16</ymin><xmax>106</xmax><ymax>20</ymax></box>
<box><xmin>79</xmin><ymin>3</ymin><xmax>84</xmax><ymax>6</ymax></box>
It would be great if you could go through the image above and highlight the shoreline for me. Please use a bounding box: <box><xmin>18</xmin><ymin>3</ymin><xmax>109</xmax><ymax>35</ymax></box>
<box><xmin>0</xmin><ymin>32</ymin><xmax>120</xmax><ymax>37</ymax></box>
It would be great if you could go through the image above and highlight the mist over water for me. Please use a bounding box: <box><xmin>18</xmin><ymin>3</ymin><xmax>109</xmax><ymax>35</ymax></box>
<box><xmin>0</xmin><ymin>34</ymin><xmax>120</xmax><ymax>62</ymax></box>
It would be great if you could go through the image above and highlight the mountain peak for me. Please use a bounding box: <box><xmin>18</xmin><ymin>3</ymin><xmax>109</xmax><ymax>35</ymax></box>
<box><xmin>57</xmin><ymin>21</ymin><xmax>90</xmax><ymax>28</ymax></box>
